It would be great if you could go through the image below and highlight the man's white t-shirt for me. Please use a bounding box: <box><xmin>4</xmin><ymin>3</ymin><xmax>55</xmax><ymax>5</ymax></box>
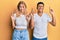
<box><xmin>33</xmin><ymin>13</ymin><xmax>52</xmax><ymax>39</ymax></box>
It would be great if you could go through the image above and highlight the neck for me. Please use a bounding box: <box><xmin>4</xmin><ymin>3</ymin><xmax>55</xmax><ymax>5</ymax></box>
<box><xmin>18</xmin><ymin>11</ymin><xmax>23</xmax><ymax>15</ymax></box>
<box><xmin>38</xmin><ymin>11</ymin><xmax>43</xmax><ymax>16</ymax></box>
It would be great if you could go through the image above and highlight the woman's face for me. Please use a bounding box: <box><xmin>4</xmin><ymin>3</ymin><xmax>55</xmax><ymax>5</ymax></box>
<box><xmin>19</xmin><ymin>4</ymin><xmax>26</xmax><ymax>13</ymax></box>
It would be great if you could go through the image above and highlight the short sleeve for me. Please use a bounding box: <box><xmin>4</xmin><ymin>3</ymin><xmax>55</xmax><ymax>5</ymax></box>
<box><xmin>34</xmin><ymin>14</ymin><xmax>37</xmax><ymax>22</ymax></box>
<box><xmin>47</xmin><ymin>14</ymin><xmax>52</xmax><ymax>22</ymax></box>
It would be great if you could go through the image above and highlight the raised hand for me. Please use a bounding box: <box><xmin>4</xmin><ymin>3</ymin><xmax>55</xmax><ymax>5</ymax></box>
<box><xmin>49</xmin><ymin>7</ymin><xmax>54</xmax><ymax>15</ymax></box>
<box><xmin>29</xmin><ymin>8</ymin><xmax>35</xmax><ymax>16</ymax></box>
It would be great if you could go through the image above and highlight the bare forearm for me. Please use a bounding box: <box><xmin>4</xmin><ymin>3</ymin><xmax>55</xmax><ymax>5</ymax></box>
<box><xmin>51</xmin><ymin>14</ymin><xmax>56</xmax><ymax>26</ymax></box>
<box><xmin>49</xmin><ymin>8</ymin><xmax>56</xmax><ymax>26</ymax></box>
<box><xmin>31</xmin><ymin>16</ymin><xmax>34</xmax><ymax>29</ymax></box>
<box><xmin>11</xmin><ymin>20</ymin><xmax>15</xmax><ymax>29</ymax></box>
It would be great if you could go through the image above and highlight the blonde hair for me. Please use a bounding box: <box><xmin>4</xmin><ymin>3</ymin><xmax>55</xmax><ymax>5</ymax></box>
<box><xmin>16</xmin><ymin>1</ymin><xmax>27</xmax><ymax>17</ymax></box>
<box><xmin>17</xmin><ymin>1</ymin><xmax>27</xmax><ymax>11</ymax></box>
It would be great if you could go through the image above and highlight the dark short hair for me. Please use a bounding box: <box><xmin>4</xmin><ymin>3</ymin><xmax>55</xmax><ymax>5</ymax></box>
<box><xmin>37</xmin><ymin>2</ymin><xmax>44</xmax><ymax>9</ymax></box>
<box><xmin>17</xmin><ymin>1</ymin><xmax>27</xmax><ymax>11</ymax></box>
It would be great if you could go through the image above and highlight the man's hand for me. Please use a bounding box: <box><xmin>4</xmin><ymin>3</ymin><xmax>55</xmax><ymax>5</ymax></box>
<box><xmin>49</xmin><ymin>7</ymin><xmax>54</xmax><ymax>16</ymax></box>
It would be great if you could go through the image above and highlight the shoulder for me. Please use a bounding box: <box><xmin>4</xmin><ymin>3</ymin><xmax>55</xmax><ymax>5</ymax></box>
<box><xmin>43</xmin><ymin>13</ymin><xmax>50</xmax><ymax>17</ymax></box>
<box><xmin>13</xmin><ymin>13</ymin><xmax>16</xmax><ymax>17</ymax></box>
<box><xmin>34</xmin><ymin>13</ymin><xmax>37</xmax><ymax>15</ymax></box>
<box><xmin>11</xmin><ymin>13</ymin><xmax>16</xmax><ymax>18</ymax></box>
<box><xmin>43</xmin><ymin>13</ymin><xmax>51</xmax><ymax>19</ymax></box>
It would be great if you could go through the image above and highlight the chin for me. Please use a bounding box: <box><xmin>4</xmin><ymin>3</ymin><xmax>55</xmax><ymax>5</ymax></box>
<box><xmin>39</xmin><ymin>10</ymin><xmax>43</xmax><ymax>12</ymax></box>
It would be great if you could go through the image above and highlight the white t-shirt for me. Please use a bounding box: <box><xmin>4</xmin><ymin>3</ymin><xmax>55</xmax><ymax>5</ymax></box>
<box><xmin>13</xmin><ymin>13</ymin><xmax>28</xmax><ymax>29</ymax></box>
<box><xmin>33</xmin><ymin>13</ymin><xmax>52</xmax><ymax>39</ymax></box>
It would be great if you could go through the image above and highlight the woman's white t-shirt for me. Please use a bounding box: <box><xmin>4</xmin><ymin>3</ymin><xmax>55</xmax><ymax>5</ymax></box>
<box><xmin>13</xmin><ymin>13</ymin><xmax>28</xmax><ymax>29</ymax></box>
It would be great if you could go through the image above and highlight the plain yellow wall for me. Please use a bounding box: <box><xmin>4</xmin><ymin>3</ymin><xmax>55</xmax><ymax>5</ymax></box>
<box><xmin>0</xmin><ymin>0</ymin><xmax>60</xmax><ymax>40</ymax></box>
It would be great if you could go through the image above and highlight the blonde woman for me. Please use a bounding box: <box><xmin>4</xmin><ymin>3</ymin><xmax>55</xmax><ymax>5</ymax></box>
<box><xmin>11</xmin><ymin>1</ymin><xmax>30</xmax><ymax>40</ymax></box>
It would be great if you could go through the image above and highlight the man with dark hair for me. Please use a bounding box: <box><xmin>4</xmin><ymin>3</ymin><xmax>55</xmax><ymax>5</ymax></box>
<box><xmin>31</xmin><ymin>2</ymin><xmax>56</xmax><ymax>40</ymax></box>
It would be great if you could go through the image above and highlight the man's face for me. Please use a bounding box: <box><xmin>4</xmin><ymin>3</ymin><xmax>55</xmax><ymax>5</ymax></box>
<box><xmin>37</xmin><ymin>4</ymin><xmax>44</xmax><ymax>12</ymax></box>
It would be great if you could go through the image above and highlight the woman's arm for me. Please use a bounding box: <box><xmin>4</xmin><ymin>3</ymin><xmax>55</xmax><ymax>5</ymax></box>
<box><xmin>26</xmin><ymin>14</ymin><xmax>34</xmax><ymax>29</ymax></box>
<box><xmin>11</xmin><ymin>14</ymin><xmax>16</xmax><ymax>29</ymax></box>
<box><xmin>26</xmin><ymin>14</ymin><xmax>31</xmax><ymax>28</ymax></box>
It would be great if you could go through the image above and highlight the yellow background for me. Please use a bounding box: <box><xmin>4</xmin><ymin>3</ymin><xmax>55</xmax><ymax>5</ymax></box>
<box><xmin>0</xmin><ymin>0</ymin><xmax>60</xmax><ymax>40</ymax></box>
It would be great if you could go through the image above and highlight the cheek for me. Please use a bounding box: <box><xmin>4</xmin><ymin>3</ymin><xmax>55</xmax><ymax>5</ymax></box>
<box><xmin>41</xmin><ymin>7</ymin><xmax>44</xmax><ymax>9</ymax></box>
<box><xmin>19</xmin><ymin>7</ymin><xmax>25</xmax><ymax>10</ymax></box>
<box><xmin>38</xmin><ymin>7</ymin><xmax>44</xmax><ymax>11</ymax></box>
<box><xmin>22</xmin><ymin>8</ymin><xmax>26</xmax><ymax>11</ymax></box>
<box><xmin>19</xmin><ymin>7</ymin><xmax>22</xmax><ymax>10</ymax></box>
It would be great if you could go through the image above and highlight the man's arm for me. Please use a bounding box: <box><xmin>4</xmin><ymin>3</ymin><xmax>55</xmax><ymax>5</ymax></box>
<box><xmin>30</xmin><ymin>8</ymin><xmax>35</xmax><ymax>29</ymax></box>
<box><xmin>49</xmin><ymin>7</ymin><xmax>56</xmax><ymax>26</ymax></box>
<box><xmin>30</xmin><ymin>15</ymin><xmax>35</xmax><ymax>29</ymax></box>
